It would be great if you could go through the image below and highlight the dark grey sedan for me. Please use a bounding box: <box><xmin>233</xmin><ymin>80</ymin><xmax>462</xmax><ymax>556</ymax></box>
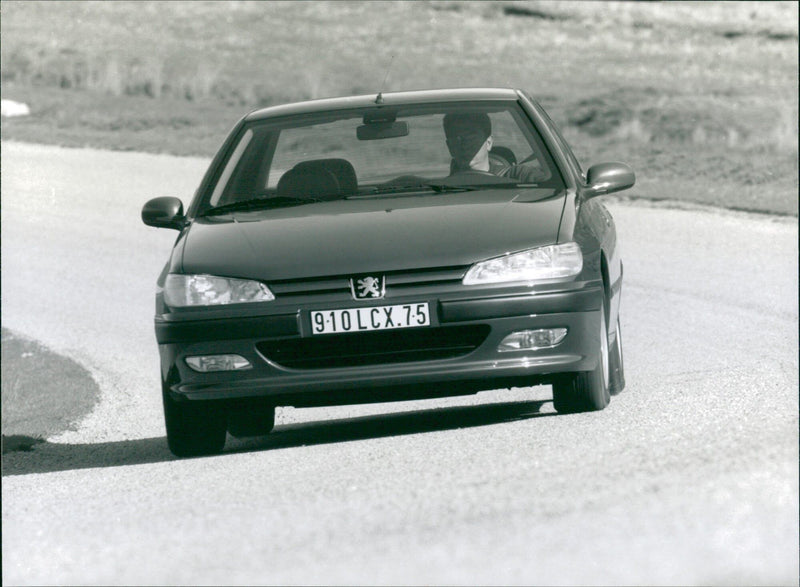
<box><xmin>142</xmin><ymin>88</ymin><xmax>635</xmax><ymax>457</ymax></box>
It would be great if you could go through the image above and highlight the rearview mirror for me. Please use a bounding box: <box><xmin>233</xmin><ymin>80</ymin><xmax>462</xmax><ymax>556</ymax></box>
<box><xmin>142</xmin><ymin>197</ymin><xmax>185</xmax><ymax>230</ymax></box>
<box><xmin>585</xmin><ymin>162</ymin><xmax>635</xmax><ymax>199</ymax></box>
<box><xmin>357</xmin><ymin>121</ymin><xmax>410</xmax><ymax>140</ymax></box>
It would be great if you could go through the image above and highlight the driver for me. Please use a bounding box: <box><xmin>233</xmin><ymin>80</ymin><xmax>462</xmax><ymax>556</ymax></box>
<box><xmin>443</xmin><ymin>112</ymin><xmax>548</xmax><ymax>182</ymax></box>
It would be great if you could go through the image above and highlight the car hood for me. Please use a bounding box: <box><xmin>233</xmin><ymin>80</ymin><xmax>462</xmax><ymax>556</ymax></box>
<box><xmin>180</xmin><ymin>189</ymin><xmax>566</xmax><ymax>281</ymax></box>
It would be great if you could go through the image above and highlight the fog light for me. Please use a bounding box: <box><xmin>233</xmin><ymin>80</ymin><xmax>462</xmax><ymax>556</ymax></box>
<box><xmin>498</xmin><ymin>328</ymin><xmax>568</xmax><ymax>352</ymax></box>
<box><xmin>186</xmin><ymin>354</ymin><xmax>252</xmax><ymax>372</ymax></box>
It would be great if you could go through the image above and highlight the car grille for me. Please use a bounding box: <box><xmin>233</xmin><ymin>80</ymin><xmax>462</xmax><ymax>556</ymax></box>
<box><xmin>257</xmin><ymin>325</ymin><xmax>490</xmax><ymax>370</ymax></box>
<box><xmin>268</xmin><ymin>266</ymin><xmax>468</xmax><ymax>298</ymax></box>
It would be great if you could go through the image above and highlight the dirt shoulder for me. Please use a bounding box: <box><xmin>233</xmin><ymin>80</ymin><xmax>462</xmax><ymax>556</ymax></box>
<box><xmin>1</xmin><ymin>329</ymin><xmax>101</xmax><ymax>454</ymax></box>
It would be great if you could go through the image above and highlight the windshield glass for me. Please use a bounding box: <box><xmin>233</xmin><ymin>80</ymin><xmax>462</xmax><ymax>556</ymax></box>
<box><xmin>204</xmin><ymin>101</ymin><xmax>563</xmax><ymax>210</ymax></box>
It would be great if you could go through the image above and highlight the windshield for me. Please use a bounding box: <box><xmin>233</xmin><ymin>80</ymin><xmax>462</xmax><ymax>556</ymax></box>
<box><xmin>203</xmin><ymin>101</ymin><xmax>564</xmax><ymax>212</ymax></box>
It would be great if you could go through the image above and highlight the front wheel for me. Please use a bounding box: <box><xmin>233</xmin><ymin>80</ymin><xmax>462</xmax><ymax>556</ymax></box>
<box><xmin>608</xmin><ymin>316</ymin><xmax>625</xmax><ymax>395</ymax></box>
<box><xmin>163</xmin><ymin>385</ymin><xmax>227</xmax><ymax>457</ymax></box>
<box><xmin>227</xmin><ymin>401</ymin><xmax>276</xmax><ymax>439</ymax></box>
<box><xmin>552</xmin><ymin>306</ymin><xmax>611</xmax><ymax>414</ymax></box>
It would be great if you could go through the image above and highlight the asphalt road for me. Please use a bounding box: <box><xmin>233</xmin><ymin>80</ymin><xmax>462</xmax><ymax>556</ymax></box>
<box><xmin>2</xmin><ymin>141</ymin><xmax>798</xmax><ymax>586</ymax></box>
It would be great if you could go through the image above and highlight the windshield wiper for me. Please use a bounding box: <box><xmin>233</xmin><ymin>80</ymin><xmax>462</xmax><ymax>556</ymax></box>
<box><xmin>349</xmin><ymin>183</ymin><xmax>477</xmax><ymax>199</ymax></box>
<box><xmin>427</xmin><ymin>173</ymin><xmax>526</xmax><ymax>190</ymax></box>
<box><xmin>425</xmin><ymin>181</ymin><xmax>529</xmax><ymax>192</ymax></box>
<box><xmin>426</xmin><ymin>183</ymin><xmax>478</xmax><ymax>193</ymax></box>
<box><xmin>348</xmin><ymin>175</ymin><xmax>539</xmax><ymax>200</ymax></box>
<box><xmin>201</xmin><ymin>196</ymin><xmax>322</xmax><ymax>216</ymax></box>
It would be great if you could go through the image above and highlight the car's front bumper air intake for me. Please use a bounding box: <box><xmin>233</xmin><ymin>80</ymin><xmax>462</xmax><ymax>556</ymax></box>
<box><xmin>256</xmin><ymin>324</ymin><xmax>490</xmax><ymax>369</ymax></box>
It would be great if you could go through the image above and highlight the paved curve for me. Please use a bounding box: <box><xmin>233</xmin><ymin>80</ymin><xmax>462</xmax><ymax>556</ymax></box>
<box><xmin>2</xmin><ymin>142</ymin><xmax>798</xmax><ymax>586</ymax></box>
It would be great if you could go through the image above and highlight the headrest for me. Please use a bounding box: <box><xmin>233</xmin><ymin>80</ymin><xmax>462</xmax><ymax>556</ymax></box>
<box><xmin>277</xmin><ymin>164</ymin><xmax>339</xmax><ymax>200</ymax></box>
<box><xmin>277</xmin><ymin>158</ymin><xmax>358</xmax><ymax>200</ymax></box>
<box><xmin>294</xmin><ymin>159</ymin><xmax>358</xmax><ymax>195</ymax></box>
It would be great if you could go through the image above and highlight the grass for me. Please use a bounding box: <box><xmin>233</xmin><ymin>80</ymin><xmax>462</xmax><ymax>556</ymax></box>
<box><xmin>1</xmin><ymin>0</ymin><xmax>798</xmax><ymax>214</ymax></box>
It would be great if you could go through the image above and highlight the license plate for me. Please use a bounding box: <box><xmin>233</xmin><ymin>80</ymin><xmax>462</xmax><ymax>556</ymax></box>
<box><xmin>310</xmin><ymin>303</ymin><xmax>430</xmax><ymax>335</ymax></box>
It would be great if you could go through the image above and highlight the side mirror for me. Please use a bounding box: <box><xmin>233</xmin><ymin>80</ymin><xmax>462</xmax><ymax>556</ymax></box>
<box><xmin>142</xmin><ymin>197</ymin><xmax>185</xmax><ymax>230</ymax></box>
<box><xmin>585</xmin><ymin>162</ymin><xmax>635</xmax><ymax>199</ymax></box>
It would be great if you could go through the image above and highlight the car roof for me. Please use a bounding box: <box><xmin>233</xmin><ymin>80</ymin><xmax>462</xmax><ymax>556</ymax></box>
<box><xmin>245</xmin><ymin>88</ymin><xmax>524</xmax><ymax>121</ymax></box>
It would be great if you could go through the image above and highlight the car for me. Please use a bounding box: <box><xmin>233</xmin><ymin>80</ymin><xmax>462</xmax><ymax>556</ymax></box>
<box><xmin>142</xmin><ymin>88</ymin><xmax>635</xmax><ymax>457</ymax></box>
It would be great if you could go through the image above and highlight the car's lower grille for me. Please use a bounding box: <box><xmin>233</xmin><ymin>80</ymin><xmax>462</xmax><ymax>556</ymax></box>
<box><xmin>257</xmin><ymin>325</ymin><xmax>490</xmax><ymax>369</ymax></box>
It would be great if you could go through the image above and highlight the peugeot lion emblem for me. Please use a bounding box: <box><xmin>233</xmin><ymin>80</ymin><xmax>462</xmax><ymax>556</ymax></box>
<box><xmin>350</xmin><ymin>275</ymin><xmax>385</xmax><ymax>300</ymax></box>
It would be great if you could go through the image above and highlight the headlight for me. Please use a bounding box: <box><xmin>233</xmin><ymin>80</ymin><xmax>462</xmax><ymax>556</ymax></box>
<box><xmin>463</xmin><ymin>242</ymin><xmax>583</xmax><ymax>285</ymax></box>
<box><xmin>163</xmin><ymin>274</ymin><xmax>275</xmax><ymax>307</ymax></box>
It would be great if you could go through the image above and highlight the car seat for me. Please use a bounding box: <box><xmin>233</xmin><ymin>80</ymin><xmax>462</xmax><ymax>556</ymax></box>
<box><xmin>277</xmin><ymin>158</ymin><xmax>358</xmax><ymax>200</ymax></box>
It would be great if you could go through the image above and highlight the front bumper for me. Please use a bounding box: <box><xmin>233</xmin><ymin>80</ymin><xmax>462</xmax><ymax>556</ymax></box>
<box><xmin>156</xmin><ymin>282</ymin><xmax>604</xmax><ymax>405</ymax></box>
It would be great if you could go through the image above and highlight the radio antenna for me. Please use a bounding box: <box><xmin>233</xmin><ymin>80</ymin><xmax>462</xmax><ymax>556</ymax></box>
<box><xmin>375</xmin><ymin>54</ymin><xmax>394</xmax><ymax>104</ymax></box>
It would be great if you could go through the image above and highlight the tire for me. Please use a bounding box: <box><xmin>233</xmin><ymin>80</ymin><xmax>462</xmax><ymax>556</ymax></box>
<box><xmin>608</xmin><ymin>316</ymin><xmax>625</xmax><ymax>396</ymax></box>
<box><xmin>227</xmin><ymin>403</ymin><xmax>276</xmax><ymax>439</ymax></box>
<box><xmin>162</xmin><ymin>385</ymin><xmax>227</xmax><ymax>458</ymax></box>
<box><xmin>552</xmin><ymin>304</ymin><xmax>611</xmax><ymax>414</ymax></box>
